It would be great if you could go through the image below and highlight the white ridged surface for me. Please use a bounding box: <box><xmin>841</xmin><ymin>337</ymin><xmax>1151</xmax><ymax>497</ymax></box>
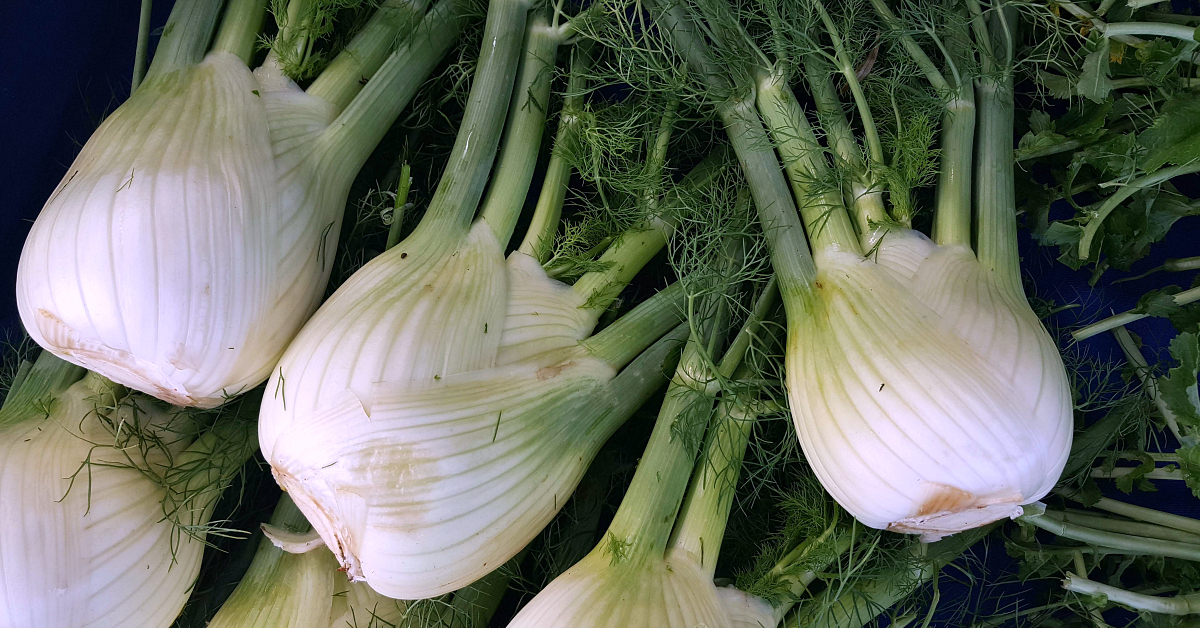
<box><xmin>787</xmin><ymin>232</ymin><xmax>1072</xmax><ymax>539</ymax></box>
<box><xmin>268</xmin><ymin>354</ymin><xmax>622</xmax><ymax>598</ymax></box>
<box><xmin>509</xmin><ymin>550</ymin><xmax>734</xmax><ymax>628</ymax></box>
<box><xmin>0</xmin><ymin>382</ymin><xmax>203</xmax><ymax>628</ymax></box>
<box><xmin>17</xmin><ymin>52</ymin><xmax>346</xmax><ymax>408</ymax></box>
<box><xmin>259</xmin><ymin>221</ymin><xmax>663</xmax><ymax>597</ymax></box>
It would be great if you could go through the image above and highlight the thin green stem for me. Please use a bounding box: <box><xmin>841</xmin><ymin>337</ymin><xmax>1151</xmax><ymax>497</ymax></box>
<box><xmin>1058</xmin><ymin>492</ymin><xmax>1200</xmax><ymax>537</ymax></box>
<box><xmin>1079</xmin><ymin>162</ymin><xmax>1200</xmax><ymax>259</ymax></box>
<box><xmin>583</xmin><ymin>282</ymin><xmax>688</xmax><ymax>368</ymax></box>
<box><xmin>132</xmin><ymin>0</ymin><xmax>154</xmax><ymax>92</ymax></box>
<box><xmin>1114</xmin><ymin>325</ymin><xmax>1183</xmax><ymax>440</ymax></box>
<box><xmin>669</xmin><ymin>282</ymin><xmax>777</xmax><ymax>576</ymax></box>
<box><xmin>605</xmin><ymin>329</ymin><xmax>726</xmax><ymax>559</ymax></box>
<box><xmin>1114</xmin><ymin>256</ymin><xmax>1200</xmax><ymax>283</ymax></box>
<box><xmin>1103</xmin><ymin>21</ymin><xmax>1198</xmax><ymax>40</ymax></box>
<box><xmin>868</xmin><ymin>0</ymin><xmax>951</xmax><ymax>94</ymax></box>
<box><xmin>386</xmin><ymin>162</ymin><xmax>413</xmax><ymax>250</ymax></box>
<box><xmin>146</xmin><ymin>0</ymin><xmax>225</xmax><ymax>79</ymax></box>
<box><xmin>811</xmin><ymin>0</ymin><xmax>884</xmax><ymax>167</ymax></box>
<box><xmin>1065</xmin><ymin>573</ymin><xmax>1200</xmax><ymax>614</ymax></box>
<box><xmin>212</xmin><ymin>0</ymin><xmax>267</xmax><ymax>63</ymax></box>
<box><xmin>163</xmin><ymin>418</ymin><xmax>259</xmax><ymax>530</ymax></box>
<box><xmin>1021</xmin><ymin>507</ymin><xmax>1200</xmax><ymax>562</ymax></box>
<box><xmin>452</xmin><ymin>553</ymin><xmax>524</xmax><ymax>626</ymax></box>
<box><xmin>1073</xmin><ymin>286</ymin><xmax>1200</xmax><ymax>340</ymax></box>
<box><xmin>756</xmin><ymin>70</ymin><xmax>860</xmax><ymax>253</ymax></box>
<box><xmin>517</xmin><ymin>45</ymin><xmax>590</xmax><ymax>262</ymax></box>
<box><xmin>479</xmin><ymin>13</ymin><xmax>561</xmax><ymax>247</ymax></box>
<box><xmin>803</xmin><ymin>56</ymin><xmax>888</xmax><ymax>235</ymax></box>
<box><xmin>570</xmin><ymin>149</ymin><xmax>730</xmax><ymax>310</ymax></box>
<box><xmin>408</xmin><ymin>0</ymin><xmax>531</xmax><ymax>238</ymax></box>
<box><xmin>320</xmin><ymin>0</ymin><xmax>466</xmax><ymax>196</ymax></box>
<box><xmin>307</xmin><ymin>0</ymin><xmax>430</xmax><ymax>114</ymax></box>
<box><xmin>1052</xmin><ymin>509</ymin><xmax>1200</xmax><ymax>544</ymax></box>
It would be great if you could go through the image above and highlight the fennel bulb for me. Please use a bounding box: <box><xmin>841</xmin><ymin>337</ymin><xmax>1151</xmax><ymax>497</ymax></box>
<box><xmin>788</xmin><ymin>228</ymin><xmax>1072</xmax><ymax>539</ymax></box>
<box><xmin>260</xmin><ymin>236</ymin><xmax>683</xmax><ymax>598</ymax></box>
<box><xmin>259</xmin><ymin>0</ymin><xmax>696</xmax><ymax>598</ymax></box>
<box><xmin>509</xmin><ymin>548</ymin><xmax>737</xmax><ymax>628</ymax></box>
<box><xmin>0</xmin><ymin>352</ymin><xmax>257</xmax><ymax>628</ymax></box>
<box><xmin>17</xmin><ymin>0</ymin><xmax>458</xmax><ymax>408</ymax></box>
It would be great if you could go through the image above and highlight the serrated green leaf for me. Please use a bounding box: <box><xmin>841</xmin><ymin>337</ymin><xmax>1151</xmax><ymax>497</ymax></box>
<box><xmin>1178</xmin><ymin>444</ymin><xmax>1200</xmax><ymax>499</ymax></box>
<box><xmin>1171</xmin><ymin>304</ymin><xmax>1200</xmax><ymax>334</ymax></box>
<box><xmin>1077</xmin><ymin>41</ymin><xmax>1115</xmax><ymax>103</ymax></box>
<box><xmin>1039</xmin><ymin>70</ymin><xmax>1076</xmax><ymax>100</ymax></box>
<box><xmin>1138</xmin><ymin>95</ymin><xmax>1200</xmax><ymax>171</ymax></box>
<box><xmin>1030</xmin><ymin>110</ymin><xmax>1055</xmax><ymax>134</ymax></box>
<box><xmin>1136</xmin><ymin>286</ymin><xmax>1185</xmax><ymax>317</ymax></box>
<box><xmin>1161</xmin><ymin>332</ymin><xmax>1200</xmax><ymax>430</ymax></box>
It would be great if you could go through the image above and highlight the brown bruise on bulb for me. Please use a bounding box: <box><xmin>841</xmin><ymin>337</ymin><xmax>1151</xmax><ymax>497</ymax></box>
<box><xmin>887</xmin><ymin>483</ymin><xmax>1024</xmax><ymax>541</ymax></box>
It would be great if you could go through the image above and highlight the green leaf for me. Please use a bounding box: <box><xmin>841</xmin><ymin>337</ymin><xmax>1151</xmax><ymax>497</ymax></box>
<box><xmin>1135</xmin><ymin>286</ymin><xmax>1184</xmax><ymax>318</ymax></box>
<box><xmin>1077</xmin><ymin>40</ymin><xmax>1115</xmax><ymax>103</ymax></box>
<box><xmin>1138</xmin><ymin>95</ymin><xmax>1200</xmax><ymax>171</ymax></box>
<box><xmin>1030</xmin><ymin>110</ymin><xmax>1055</xmax><ymax>135</ymax></box>
<box><xmin>1161</xmin><ymin>332</ymin><xmax>1200</xmax><ymax>430</ymax></box>
<box><xmin>1179</xmin><ymin>444</ymin><xmax>1200</xmax><ymax>500</ymax></box>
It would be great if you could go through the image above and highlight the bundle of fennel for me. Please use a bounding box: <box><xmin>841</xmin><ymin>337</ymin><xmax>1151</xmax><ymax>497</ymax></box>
<box><xmin>8</xmin><ymin>0</ymin><xmax>1200</xmax><ymax>626</ymax></box>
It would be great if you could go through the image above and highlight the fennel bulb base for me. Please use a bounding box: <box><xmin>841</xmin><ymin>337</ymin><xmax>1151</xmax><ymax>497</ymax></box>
<box><xmin>788</xmin><ymin>235</ymin><xmax>1071</xmax><ymax>540</ymax></box>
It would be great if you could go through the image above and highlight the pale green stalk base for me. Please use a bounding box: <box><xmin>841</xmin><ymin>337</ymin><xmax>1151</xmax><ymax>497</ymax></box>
<box><xmin>478</xmin><ymin>14</ymin><xmax>560</xmax><ymax>246</ymax></box>
<box><xmin>409</xmin><ymin>0</ymin><xmax>531</xmax><ymax>238</ymax></box>
<box><xmin>605</xmin><ymin>333</ymin><xmax>724</xmax><ymax>558</ymax></box>
<box><xmin>669</xmin><ymin>280</ymin><xmax>777</xmax><ymax>575</ymax></box>
<box><xmin>307</xmin><ymin>0</ymin><xmax>431</xmax><ymax>114</ymax></box>
<box><xmin>583</xmin><ymin>282</ymin><xmax>687</xmax><ymax>368</ymax></box>
<box><xmin>933</xmin><ymin>98</ymin><xmax>976</xmax><ymax>247</ymax></box>
<box><xmin>1065</xmin><ymin>573</ymin><xmax>1200</xmax><ymax>615</ymax></box>
<box><xmin>517</xmin><ymin>44</ymin><xmax>590</xmax><ymax>262</ymax></box>
<box><xmin>212</xmin><ymin>0</ymin><xmax>267</xmax><ymax>63</ymax></box>
<box><xmin>132</xmin><ymin>0</ymin><xmax>155</xmax><ymax>92</ymax></box>
<box><xmin>973</xmin><ymin>79</ymin><xmax>1021</xmax><ymax>297</ymax></box>
<box><xmin>719</xmin><ymin>98</ymin><xmax>817</xmax><ymax>299</ymax></box>
<box><xmin>146</xmin><ymin>0</ymin><xmax>225</xmax><ymax>78</ymax></box>
<box><xmin>756</xmin><ymin>72</ymin><xmax>860</xmax><ymax>254</ymax></box>
<box><xmin>0</xmin><ymin>352</ymin><xmax>85</xmax><ymax>428</ymax></box>
<box><xmin>801</xmin><ymin>57</ymin><xmax>888</xmax><ymax>235</ymax></box>
<box><xmin>1072</xmin><ymin>286</ymin><xmax>1200</xmax><ymax>340</ymax></box>
<box><xmin>323</xmin><ymin>0</ymin><xmax>466</xmax><ymax>190</ymax></box>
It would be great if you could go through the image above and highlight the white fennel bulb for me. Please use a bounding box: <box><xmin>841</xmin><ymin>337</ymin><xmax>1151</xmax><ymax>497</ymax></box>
<box><xmin>787</xmin><ymin>229</ymin><xmax>1072</xmax><ymax>539</ymax></box>
<box><xmin>0</xmin><ymin>352</ymin><xmax>257</xmax><ymax>628</ymax></box>
<box><xmin>17</xmin><ymin>0</ymin><xmax>460</xmax><ymax>408</ymax></box>
<box><xmin>259</xmin><ymin>0</ymin><xmax>693</xmax><ymax>598</ymax></box>
<box><xmin>261</xmin><ymin>231</ymin><xmax>682</xmax><ymax>597</ymax></box>
<box><xmin>509</xmin><ymin>549</ymin><xmax>736</xmax><ymax>628</ymax></box>
<box><xmin>17</xmin><ymin>52</ymin><xmax>279</xmax><ymax>408</ymax></box>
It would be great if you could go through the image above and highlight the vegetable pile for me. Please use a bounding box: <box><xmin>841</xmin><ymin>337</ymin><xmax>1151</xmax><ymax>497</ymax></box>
<box><xmin>5</xmin><ymin>0</ymin><xmax>1200</xmax><ymax>626</ymax></box>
